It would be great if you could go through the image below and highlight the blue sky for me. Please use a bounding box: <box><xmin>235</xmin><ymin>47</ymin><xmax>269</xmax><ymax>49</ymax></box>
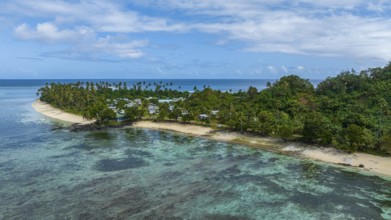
<box><xmin>0</xmin><ymin>0</ymin><xmax>391</xmax><ymax>79</ymax></box>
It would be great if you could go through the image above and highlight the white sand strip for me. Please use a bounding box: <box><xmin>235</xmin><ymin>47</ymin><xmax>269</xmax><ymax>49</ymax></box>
<box><xmin>32</xmin><ymin>100</ymin><xmax>94</xmax><ymax>125</ymax></box>
<box><xmin>30</xmin><ymin>104</ymin><xmax>391</xmax><ymax>178</ymax></box>
<box><xmin>133</xmin><ymin>121</ymin><xmax>213</xmax><ymax>136</ymax></box>
<box><xmin>301</xmin><ymin>148</ymin><xmax>391</xmax><ymax>177</ymax></box>
<box><xmin>133</xmin><ymin>121</ymin><xmax>391</xmax><ymax>178</ymax></box>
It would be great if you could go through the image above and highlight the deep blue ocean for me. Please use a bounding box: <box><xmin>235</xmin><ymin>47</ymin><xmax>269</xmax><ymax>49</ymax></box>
<box><xmin>0</xmin><ymin>79</ymin><xmax>390</xmax><ymax>219</ymax></box>
<box><xmin>0</xmin><ymin>78</ymin><xmax>322</xmax><ymax>92</ymax></box>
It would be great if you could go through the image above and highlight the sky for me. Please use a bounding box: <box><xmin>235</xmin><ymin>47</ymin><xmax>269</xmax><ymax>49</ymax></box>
<box><xmin>0</xmin><ymin>0</ymin><xmax>391</xmax><ymax>79</ymax></box>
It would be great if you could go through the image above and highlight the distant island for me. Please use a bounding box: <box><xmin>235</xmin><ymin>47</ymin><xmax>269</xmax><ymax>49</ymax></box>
<box><xmin>35</xmin><ymin>63</ymin><xmax>391</xmax><ymax>156</ymax></box>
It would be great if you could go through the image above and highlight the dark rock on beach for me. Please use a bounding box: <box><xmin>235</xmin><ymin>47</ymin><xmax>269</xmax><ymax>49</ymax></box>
<box><xmin>69</xmin><ymin>122</ymin><xmax>131</xmax><ymax>132</ymax></box>
<box><xmin>337</xmin><ymin>163</ymin><xmax>352</xmax><ymax>167</ymax></box>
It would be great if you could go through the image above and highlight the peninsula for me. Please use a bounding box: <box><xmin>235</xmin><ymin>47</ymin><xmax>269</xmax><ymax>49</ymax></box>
<box><xmin>32</xmin><ymin>64</ymin><xmax>391</xmax><ymax>178</ymax></box>
<box><xmin>32</xmin><ymin>100</ymin><xmax>94</xmax><ymax>124</ymax></box>
<box><xmin>33</xmin><ymin>99</ymin><xmax>391</xmax><ymax>178</ymax></box>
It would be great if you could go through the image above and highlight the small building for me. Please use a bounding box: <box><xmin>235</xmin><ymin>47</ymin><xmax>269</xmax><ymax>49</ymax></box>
<box><xmin>125</xmin><ymin>102</ymin><xmax>135</xmax><ymax>108</ymax></box>
<box><xmin>173</xmin><ymin>97</ymin><xmax>185</xmax><ymax>102</ymax></box>
<box><xmin>211</xmin><ymin>110</ymin><xmax>220</xmax><ymax>115</ymax></box>
<box><xmin>158</xmin><ymin>97</ymin><xmax>185</xmax><ymax>104</ymax></box>
<box><xmin>117</xmin><ymin>109</ymin><xmax>125</xmax><ymax>115</ymax></box>
<box><xmin>148</xmin><ymin>104</ymin><xmax>159</xmax><ymax>114</ymax></box>
<box><xmin>108</xmin><ymin>104</ymin><xmax>116</xmax><ymax>111</ymax></box>
<box><xmin>199</xmin><ymin>114</ymin><xmax>209</xmax><ymax>120</ymax></box>
<box><xmin>116</xmin><ymin>111</ymin><xmax>125</xmax><ymax>122</ymax></box>
<box><xmin>158</xmin><ymin>99</ymin><xmax>173</xmax><ymax>103</ymax></box>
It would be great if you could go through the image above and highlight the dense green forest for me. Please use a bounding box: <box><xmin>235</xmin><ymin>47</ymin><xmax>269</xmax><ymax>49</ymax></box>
<box><xmin>37</xmin><ymin>64</ymin><xmax>391</xmax><ymax>155</ymax></box>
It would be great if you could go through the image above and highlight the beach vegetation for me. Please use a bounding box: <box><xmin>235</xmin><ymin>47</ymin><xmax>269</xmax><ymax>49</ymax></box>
<box><xmin>37</xmin><ymin>63</ymin><xmax>391</xmax><ymax>155</ymax></box>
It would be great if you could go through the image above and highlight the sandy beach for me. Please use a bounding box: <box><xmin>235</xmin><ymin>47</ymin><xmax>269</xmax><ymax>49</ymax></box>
<box><xmin>301</xmin><ymin>148</ymin><xmax>391</xmax><ymax>177</ymax></box>
<box><xmin>133</xmin><ymin>121</ymin><xmax>213</xmax><ymax>136</ymax></box>
<box><xmin>32</xmin><ymin>100</ymin><xmax>94</xmax><ymax>125</ymax></box>
<box><xmin>133</xmin><ymin>121</ymin><xmax>282</xmax><ymax>149</ymax></box>
<box><xmin>33</xmin><ymin>102</ymin><xmax>391</xmax><ymax>178</ymax></box>
<box><xmin>131</xmin><ymin>121</ymin><xmax>391</xmax><ymax>178</ymax></box>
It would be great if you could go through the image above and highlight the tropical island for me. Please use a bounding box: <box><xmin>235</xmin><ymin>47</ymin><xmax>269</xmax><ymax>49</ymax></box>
<box><xmin>33</xmin><ymin>64</ymin><xmax>391</xmax><ymax>177</ymax></box>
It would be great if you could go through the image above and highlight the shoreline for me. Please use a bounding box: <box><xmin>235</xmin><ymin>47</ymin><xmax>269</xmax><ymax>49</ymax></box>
<box><xmin>32</xmin><ymin>100</ymin><xmax>391</xmax><ymax>179</ymax></box>
<box><xmin>132</xmin><ymin>121</ymin><xmax>284</xmax><ymax>153</ymax></box>
<box><xmin>133</xmin><ymin>121</ymin><xmax>391</xmax><ymax>179</ymax></box>
<box><xmin>32</xmin><ymin>100</ymin><xmax>95</xmax><ymax>125</ymax></box>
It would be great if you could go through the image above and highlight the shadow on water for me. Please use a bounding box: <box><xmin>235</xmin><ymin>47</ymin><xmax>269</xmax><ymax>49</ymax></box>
<box><xmin>203</xmin><ymin>214</ymin><xmax>253</xmax><ymax>220</ymax></box>
<box><xmin>2</xmin><ymin>117</ymin><xmax>391</xmax><ymax>219</ymax></box>
<box><xmin>124</xmin><ymin>128</ymin><xmax>151</xmax><ymax>142</ymax></box>
<box><xmin>68</xmin><ymin>131</ymin><xmax>118</xmax><ymax>150</ymax></box>
<box><xmin>290</xmin><ymin>190</ymin><xmax>384</xmax><ymax>219</ymax></box>
<box><xmin>125</xmin><ymin>149</ymin><xmax>153</xmax><ymax>158</ymax></box>
<box><xmin>86</xmin><ymin>131</ymin><xmax>116</xmax><ymax>141</ymax></box>
<box><xmin>94</xmin><ymin>156</ymin><xmax>149</xmax><ymax>172</ymax></box>
<box><xmin>48</xmin><ymin>151</ymin><xmax>79</xmax><ymax>159</ymax></box>
<box><xmin>68</xmin><ymin>142</ymin><xmax>98</xmax><ymax>151</ymax></box>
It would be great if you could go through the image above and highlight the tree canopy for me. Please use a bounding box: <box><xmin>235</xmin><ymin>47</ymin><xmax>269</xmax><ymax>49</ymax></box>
<box><xmin>37</xmin><ymin>63</ymin><xmax>391</xmax><ymax>155</ymax></box>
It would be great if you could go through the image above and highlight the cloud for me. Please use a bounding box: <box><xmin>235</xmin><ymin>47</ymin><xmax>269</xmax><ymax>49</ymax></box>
<box><xmin>14</xmin><ymin>22</ymin><xmax>94</xmax><ymax>43</ymax></box>
<box><xmin>135</xmin><ymin>0</ymin><xmax>391</xmax><ymax>61</ymax></box>
<box><xmin>3</xmin><ymin>0</ymin><xmax>391</xmax><ymax>62</ymax></box>
<box><xmin>17</xmin><ymin>56</ymin><xmax>45</xmax><ymax>62</ymax></box>
<box><xmin>92</xmin><ymin>37</ymin><xmax>148</xmax><ymax>59</ymax></box>
<box><xmin>267</xmin><ymin>65</ymin><xmax>277</xmax><ymax>73</ymax></box>
<box><xmin>42</xmin><ymin>37</ymin><xmax>149</xmax><ymax>61</ymax></box>
<box><xmin>5</xmin><ymin>0</ymin><xmax>183</xmax><ymax>60</ymax></box>
<box><xmin>297</xmin><ymin>65</ymin><xmax>305</xmax><ymax>70</ymax></box>
<box><xmin>5</xmin><ymin>0</ymin><xmax>187</xmax><ymax>33</ymax></box>
<box><xmin>14</xmin><ymin>22</ymin><xmax>148</xmax><ymax>60</ymax></box>
<box><xmin>137</xmin><ymin>0</ymin><xmax>391</xmax><ymax>15</ymax></box>
<box><xmin>281</xmin><ymin>65</ymin><xmax>288</xmax><ymax>73</ymax></box>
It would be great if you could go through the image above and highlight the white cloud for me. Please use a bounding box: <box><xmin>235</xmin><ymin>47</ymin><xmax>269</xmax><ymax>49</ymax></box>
<box><xmin>14</xmin><ymin>22</ymin><xmax>148</xmax><ymax>60</ymax></box>
<box><xmin>5</xmin><ymin>0</ymin><xmax>182</xmax><ymax>60</ymax></box>
<box><xmin>193</xmin><ymin>12</ymin><xmax>391</xmax><ymax>61</ymax></box>
<box><xmin>297</xmin><ymin>65</ymin><xmax>305</xmax><ymax>70</ymax></box>
<box><xmin>15</xmin><ymin>22</ymin><xmax>94</xmax><ymax>43</ymax></box>
<box><xmin>3</xmin><ymin>0</ymin><xmax>391</xmax><ymax>61</ymax></box>
<box><xmin>135</xmin><ymin>0</ymin><xmax>391</xmax><ymax>61</ymax></box>
<box><xmin>267</xmin><ymin>65</ymin><xmax>277</xmax><ymax>73</ymax></box>
<box><xmin>5</xmin><ymin>0</ymin><xmax>187</xmax><ymax>33</ymax></box>
<box><xmin>281</xmin><ymin>65</ymin><xmax>288</xmax><ymax>73</ymax></box>
<box><xmin>93</xmin><ymin>37</ymin><xmax>148</xmax><ymax>58</ymax></box>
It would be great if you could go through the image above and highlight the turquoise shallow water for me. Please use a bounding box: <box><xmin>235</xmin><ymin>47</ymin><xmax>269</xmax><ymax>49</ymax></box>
<box><xmin>0</xmin><ymin>86</ymin><xmax>391</xmax><ymax>219</ymax></box>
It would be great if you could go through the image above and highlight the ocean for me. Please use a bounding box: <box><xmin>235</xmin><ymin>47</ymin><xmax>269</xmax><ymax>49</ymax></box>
<box><xmin>0</xmin><ymin>80</ymin><xmax>390</xmax><ymax>219</ymax></box>
<box><xmin>0</xmin><ymin>78</ymin><xmax>322</xmax><ymax>92</ymax></box>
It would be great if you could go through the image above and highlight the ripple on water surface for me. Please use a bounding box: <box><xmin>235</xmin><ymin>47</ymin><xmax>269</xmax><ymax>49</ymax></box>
<box><xmin>0</xmin><ymin>126</ymin><xmax>390</xmax><ymax>219</ymax></box>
